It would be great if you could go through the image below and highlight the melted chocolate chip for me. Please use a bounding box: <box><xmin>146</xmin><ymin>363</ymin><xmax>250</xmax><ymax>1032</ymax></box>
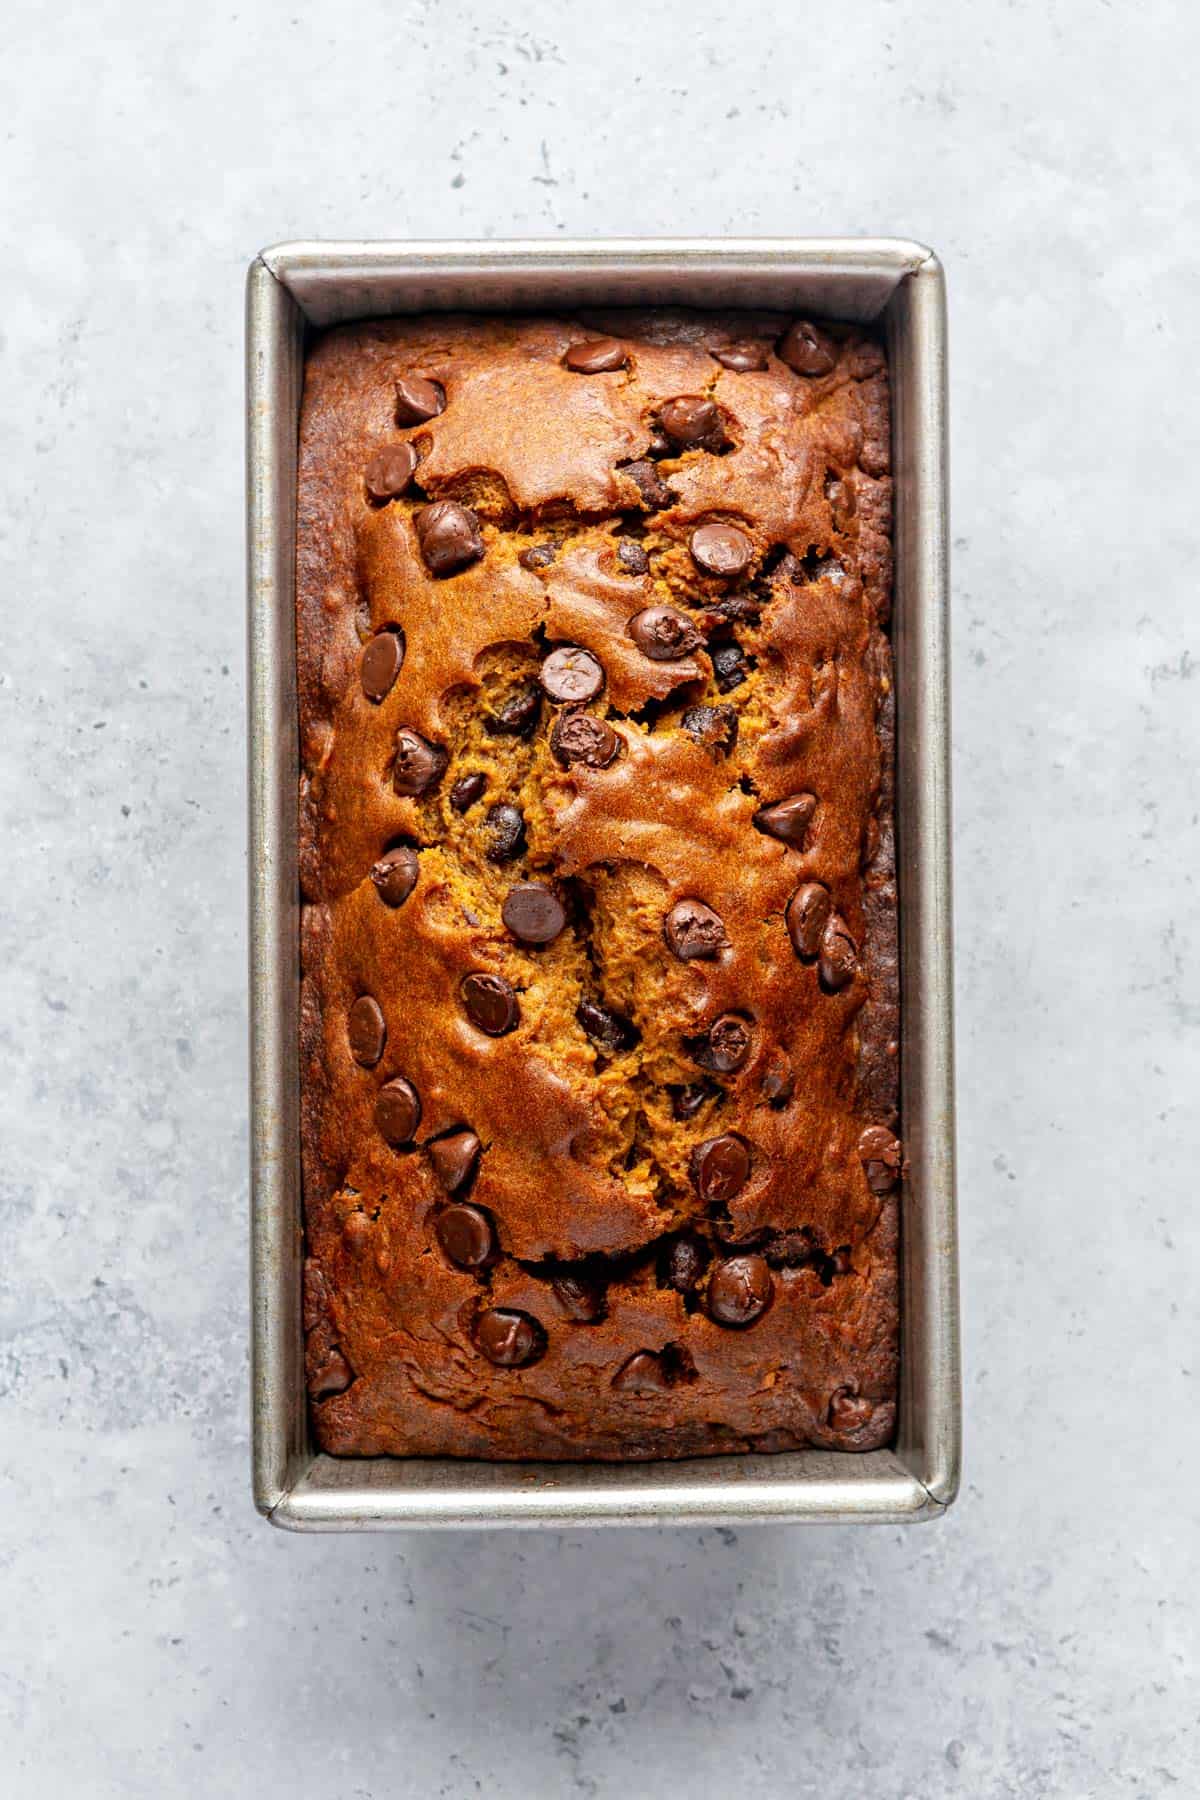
<box><xmin>428</xmin><ymin>1129</ymin><xmax>482</xmax><ymax>1193</ymax></box>
<box><xmin>681</xmin><ymin>704</ymin><xmax>738</xmax><ymax>756</ymax></box>
<box><xmin>712</xmin><ymin>342</ymin><xmax>768</xmax><ymax>372</ymax></box>
<box><xmin>690</xmin><ymin>521</ymin><xmax>753</xmax><ymax>578</ymax></box>
<box><xmin>818</xmin><ymin>915</ymin><xmax>858</xmax><ymax>992</ymax></box>
<box><xmin>690</xmin><ymin>1134</ymin><xmax>751</xmax><ymax>1204</ymax></box>
<box><xmin>550</xmin><ymin>710</ymin><xmax>620</xmax><ymax>769</ymax></box>
<box><xmin>436</xmin><ymin>1202</ymin><xmax>496</xmax><ymax>1270</ymax></box>
<box><xmin>360</xmin><ymin>628</ymin><xmax>406</xmax><ymax>703</ymax></box>
<box><xmin>659</xmin><ymin>395</ymin><xmax>726</xmax><ymax>451</ymax></box>
<box><xmin>502</xmin><ymin>882</ymin><xmax>566</xmax><ymax>945</ymax></box>
<box><xmin>710</xmin><ymin>641</ymin><xmax>748</xmax><ymax>692</ymax></box>
<box><xmin>364</xmin><ymin>442</ymin><xmax>419</xmax><ymax>502</ymax></box>
<box><xmin>785</xmin><ymin>881</ymin><xmax>832</xmax><ymax>960</ymax></box>
<box><xmin>540</xmin><ymin>645</ymin><xmax>605</xmax><ymax>704</ymax></box>
<box><xmin>761</xmin><ymin>1052</ymin><xmax>795</xmax><ymax>1106</ymax></box>
<box><xmin>778</xmin><ymin>320</ymin><xmax>837</xmax><ymax>376</ymax></box>
<box><xmin>698</xmin><ymin>1013</ymin><xmax>752</xmax><ymax>1074</ymax></box>
<box><xmin>551</xmin><ymin>1273</ymin><xmax>607</xmax><ymax>1323</ymax></box>
<box><xmin>664</xmin><ymin>899</ymin><xmax>729</xmax><ymax>962</ymax></box>
<box><xmin>484</xmin><ymin>684</ymin><xmax>541</xmax><ymax>738</ymax></box>
<box><xmin>483</xmin><ymin>802</ymin><xmax>526</xmax><ymax>863</ymax></box>
<box><xmin>374</xmin><ymin>1077</ymin><xmax>422</xmax><ymax>1146</ymax></box>
<box><xmin>826</xmin><ymin>475</ymin><xmax>857</xmax><ymax>528</ymax></box>
<box><xmin>576</xmin><ymin>997</ymin><xmax>638</xmax><ymax>1052</ymax></box>
<box><xmin>347</xmin><ymin>995</ymin><xmax>386</xmax><ymax>1067</ymax></box>
<box><xmin>450</xmin><ymin>771</ymin><xmax>486</xmax><ymax>813</ymax></box>
<box><xmin>617</xmin><ymin>539</ymin><xmax>649</xmax><ymax>575</ymax></box>
<box><xmin>311</xmin><ymin>1347</ymin><xmax>355</xmax><ymax>1401</ymax></box>
<box><xmin>393</xmin><ymin>729</ymin><xmax>448</xmax><ymax>797</ymax></box>
<box><xmin>829</xmin><ymin>1389</ymin><xmax>876</xmax><ymax>1432</ymax></box>
<box><xmin>413</xmin><ymin>500</ymin><xmax>484</xmax><ymax>575</ymax></box>
<box><xmin>563</xmin><ymin>337</ymin><xmax>628</xmax><ymax>373</ymax></box>
<box><xmin>612</xmin><ymin>1350</ymin><xmax>672</xmax><ymax>1393</ymax></box>
<box><xmin>394</xmin><ymin>374</ymin><xmax>446</xmax><ymax>425</ymax></box>
<box><xmin>621</xmin><ymin>459</ymin><xmax>674</xmax><ymax>509</ymax></box>
<box><xmin>707</xmin><ymin>1254</ymin><xmax>773</xmax><ymax>1327</ymax></box>
<box><xmin>628</xmin><ymin>605</ymin><xmax>702</xmax><ymax>662</ymax></box>
<box><xmin>519</xmin><ymin>542</ymin><xmax>557</xmax><ymax>571</ymax></box>
<box><xmin>663</xmin><ymin>1234</ymin><xmax>709</xmax><ymax>1293</ymax></box>
<box><xmin>858</xmin><ymin>1125</ymin><xmax>902</xmax><ymax>1193</ymax></box>
<box><xmin>670</xmin><ymin>1081</ymin><xmax>720</xmax><ymax>1121</ymax></box>
<box><xmin>475</xmin><ymin>1308</ymin><xmax>544</xmax><ymax>1367</ymax></box>
<box><xmin>754</xmin><ymin>792</ymin><xmax>817</xmax><ymax>847</ymax></box>
<box><xmin>370</xmin><ymin>844</ymin><xmax>419</xmax><ymax>907</ymax></box>
<box><xmin>460</xmin><ymin>972</ymin><xmax>519</xmax><ymax>1035</ymax></box>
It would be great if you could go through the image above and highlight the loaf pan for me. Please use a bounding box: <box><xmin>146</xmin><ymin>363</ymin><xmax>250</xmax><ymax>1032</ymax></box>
<box><xmin>246</xmin><ymin>238</ymin><xmax>958</xmax><ymax>1530</ymax></box>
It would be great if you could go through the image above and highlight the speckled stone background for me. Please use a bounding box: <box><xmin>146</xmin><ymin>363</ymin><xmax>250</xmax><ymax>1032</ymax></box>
<box><xmin>4</xmin><ymin>1</ymin><xmax>1197</xmax><ymax>1794</ymax></box>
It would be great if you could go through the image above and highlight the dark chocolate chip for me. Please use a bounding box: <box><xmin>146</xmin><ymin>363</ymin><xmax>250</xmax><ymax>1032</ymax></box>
<box><xmin>617</xmin><ymin>539</ymin><xmax>649</xmax><ymax>575</ymax></box>
<box><xmin>663</xmin><ymin>1234</ymin><xmax>709</xmax><ymax>1293</ymax></box>
<box><xmin>484</xmin><ymin>684</ymin><xmax>542</xmax><ymax>738</ymax></box>
<box><xmin>628</xmin><ymin>605</ymin><xmax>702</xmax><ymax>662</ymax></box>
<box><xmin>690</xmin><ymin>1134</ymin><xmax>751</xmax><ymax>1204</ymax></box>
<box><xmin>698</xmin><ymin>1013</ymin><xmax>752</xmax><ymax>1074</ymax></box>
<box><xmin>450</xmin><ymin>771</ymin><xmax>487</xmax><ymax>813</ymax></box>
<box><xmin>475</xmin><ymin>1308</ymin><xmax>544</xmax><ymax>1367</ymax></box>
<box><xmin>394</xmin><ymin>374</ymin><xmax>446</xmax><ymax>425</ymax></box>
<box><xmin>621</xmin><ymin>459</ymin><xmax>674</xmax><ymax>509</ymax></box>
<box><xmin>460</xmin><ymin>972</ymin><xmax>519</xmax><ymax>1036</ymax></box>
<box><xmin>761</xmin><ymin>1053</ymin><xmax>795</xmax><ymax>1106</ymax></box>
<box><xmin>519</xmin><ymin>542</ymin><xmax>557</xmax><ymax>571</ymax></box>
<box><xmin>374</xmin><ymin>1076</ymin><xmax>422</xmax><ymax>1146</ymax></box>
<box><xmin>706</xmin><ymin>1253</ymin><xmax>773</xmax><ymax>1327</ymax></box>
<box><xmin>540</xmin><ymin>645</ymin><xmax>605</xmax><ymax>704</ymax></box>
<box><xmin>364</xmin><ymin>442</ymin><xmax>419</xmax><ymax>502</ymax></box>
<box><xmin>360</xmin><ymin>628</ymin><xmax>406</xmax><ymax>703</ymax></box>
<box><xmin>664</xmin><ymin>899</ymin><xmax>729</xmax><ymax>961</ymax></box>
<box><xmin>777</xmin><ymin>320</ymin><xmax>837</xmax><ymax>376</ymax></box>
<box><xmin>563</xmin><ymin>337</ymin><xmax>628</xmax><ymax>373</ymax></box>
<box><xmin>370</xmin><ymin>844</ymin><xmax>419</xmax><ymax>908</ymax></box>
<box><xmin>347</xmin><ymin>995</ymin><xmax>386</xmax><ymax>1067</ymax></box>
<box><xmin>829</xmin><ymin>1389</ymin><xmax>876</xmax><ymax>1432</ymax></box>
<box><xmin>858</xmin><ymin>1125</ymin><xmax>902</xmax><ymax>1193</ymax></box>
<box><xmin>712</xmin><ymin>342</ymin><xmax>768</xmax><ymax>372</ymax></box>
<box><xmin>612</xmin><ymin>1350</ymin><xmax>673</xmax><ymax>1393</ymax></box>
<box><xmin>576</xmin><ymin>998</ymin><xmax>638</xmax><ymax>1053</ymax></box>
<box><xmin>428</xmin><ymin>1129</ymin><xmax>482</xmax><ymax>1193</ymax></box>
<box><xmin>550</xmin><ymin>711</ymin><xmax>621</xmax><ymax>769</ymax></box>
<box><xmin>311</xmin><ymin>1347</ymin><xmax>355</xmax><ymax>1401</ymax></box>
<box><xmin>818</xmin><ymin>915</ymin><xmax>858</xmax><ymax>992</ymax></box>
<box><xmin>551</xmin><ymin>1274</ymin><xmax>607</xmax><ymax>1323</ymax></box>
<box><xmin>690</xmin><ymin>521</ymin><xmax>753</xmax><ymax>578</ymax></box>
<box><xmin>502</xmin><ymin>882</ymin><xmax>566</xmax><ymax>945</ymax></box>
<box><xmin>659</xmin><ymin>395</ymin><xmax>725</xmax><ymax>450</ymax></box>
<box><xmin>393</xmin><ymin>729</ymin><xmax>448</xmax><ymax>797</ymax></box>
<box><xmin>670</xmin><ymin>1081</ymin><xmax>720</xmax><ymax>1121</ymax></box>
<box><xmin>646</xmin><ymin>425</ymin><xmax>672</xmax><ymax>456</ymax></box>
<box><xmin>482</xmin><ymin>802</ymin><xmax>526</xmax><ymax>864</ymax></box>
<box><xmin>436</xmin><ymin>1201</ymin><xmax>495</xmax><ymax>1269</ymax></box>
<box><xmin>754</xmin><ymin>792</ymin><xmax>817</xmax><ymax>847</ymax></box>
<box><xmin>413</xmin><ymin>499</ymin><xmax>483</xmax><ymax>575</ymax></box>
<box><xmin>710</xmin><ymin>641</ymin><xmax>748</xmax><ymax>692</ymax></box>
<box><xmin>681</xmin><ymin>703</ymin><xmax>738</xmax><ymax>756</ymax></box>
<box><xmin>785</xmin><ymin>881</ymin><xmax>832</xmax><ymax>960</ymax></box>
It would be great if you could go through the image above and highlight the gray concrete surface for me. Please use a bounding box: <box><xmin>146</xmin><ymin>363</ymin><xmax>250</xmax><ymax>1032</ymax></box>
<box><xmin>2</xmin><ymin>1</ymin><xmax>1197</xmax><ymax>1794</ymax></box>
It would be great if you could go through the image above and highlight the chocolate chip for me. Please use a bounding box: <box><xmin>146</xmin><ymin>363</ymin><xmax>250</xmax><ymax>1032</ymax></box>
<box><xmin>502</xmin><ymin>882</ymin><xmax>566</xmax><ymax>945</ymax></box>
<box><xmin>710</xmin><ymin>641</ymin><xmax>747</xmax><ymax>692</ymax></box>
<box><xmin>690</xmin><ymin>521</ymin><xmax>753</xmax><ymax>579</ymax></box>
<box><xmin>785</xmin><ymin>881</ymin><xmax>832</xmax><ymax>960</ymax></box>
<box><xmin>858</xmin><ymin>1125</ymin><xmax>902</xmax><ymax>1193</ymax></box>
<box><xmin>761</xmin><ymin>1052</ymin><xmax>795</xmax><ymax>1106</ymax></box>
<box><xmin>826</xmin><ymin>474</ymin><xmax>857</xmax><ymax>528</ymax></box>
<box><xmin>829</xmin><ymin>1389</ymin><xmax>876</xmax><ymax>1432</ymax></box>
<box><xmin>364</xmin><ymin>442</ymin><xmax>419</xmax><ymax>502</ymax></box>
<box><xmin>681</xmin><ymin>704</ymin><xmax>738</xmax><ymax>756</ymax></box>
<box><xmin>576</xmin><ymin>998</ymin><xmax>638</xmax><ymax>1052</ymax></box>
<box><xmin>698</xmin><ymin>1013</ymin><xmax>752</xmax><ymax>1074</ymax></box>
<box><xmin>754</xmin><ymin>793</ymin><xmax>817</xmax><ymax>847</ymax></box>
<box><xmin>374</xmin><ymin>1076</ymin><xmax>421</xmax><ymax>1146</ymax></box>
<box><xmin>413</xmin><ymin>500</ymin><xmax>483</xmax><ymax>576</ymax></box>
<box><xmin>551</xmin><ymin>1274</ymin><xmax>607</xmax><ymax>1323</ymax></box>
<box><xmin>659</xmin><ymin>395</ymin><xmax>725</xmax><ymax>450</ymax></box>
<box><xmin>484</xmin><ymin>684</ymin><xmax>541</xmax><ymax>738</ymax></box>
<box><xmin>436</xmin><ymin>1201</ymin><xmax>495</xmax><ymax>1269</ymax></box>
<box><xmin>394</xmin><ymin>374</ymin><xmax>446</xmax><ymax>425</ymax></box>
<box><xmin>706</xmin><ymin>1253</ymin><xmax>772</xmax><ymax>1327</ymax></box>
<box><xmin>311</xmin><ymin>1347</ymin><xmax>355</xmax><ymax>1400</ymax></box>
<box><xmin>450</xmin><ymin>772</ymin><xmax>486</xmax><ymax>813</ymax></box>
<box><xmin>663</xmin><ymin>1234</ymin><xmax>709</xmax><ymax>1293</ymax></box>
<box><xmin>347</xmin><ymin>995</ymin><xmax>386</xmax><ymax>1067</ymax></box>
<box><xmin>360</xmin><ymin>628</ymin><xmax>406</xmax><ymax>703</ymax></box>
<box><xmin>519</xmin><ymin>542</ymin><xmax>557</xmax><ymax>571</ymax></box>
<box><xmin>428</xmin><ymin>1129</ymin><xmax>482</xmax><ymax>1193</ymax></box>
<box><xmin>712</xmin><ymin>342</ymin><xmax>768</xmax><ymax>372</ymax></box>
<box><xmin>670</xmin><ymin>1081</ymin><xmax>720</xmax><ymax>1120</ymax></box>
<box><xmin>690</xmin><ymin>1134</ymin><xmax>751</xmax><ymax>1204</ymax></box>
<box><xmin>460</xmin><ymin>972</ymin><xmax>519</xmax><ymax>1035</ymax></box>
<box><xmin>612</xmin><ymin>1350</ymin><xmax>672</xmax><ymax>1393</ymax></box>
<box><xmin>617</xmin><ymin>539</ymin><xmax>649</xmax><ymax>575</ymax></box>
<box><xmin>540</xmin><ymin>645</ymin><xmax>605</xmax><ymax>704</ymax></box>
<box><xmin>393</xmin><ymin>729</ymin><xmax>448</xmax><ymax>797</ymax></box>
<box><xmin>482</xmin><ymin>802</ymin><xmax>526</xmax><ymax>863</ymax></box>
<box><xmin>563</xmin><ymin>337</ymin><xmax>628</xmax><ymax>373</ymax></box>
<box><xmin>778</xmin><ymin>320</ymin><xmax>837</xmax><ymax>376</ymax></box>
<box><xmin>819</xmin><ymin>915</ymin><xmax>858</xmax><ymax>992</ymax></box>
<box><xmin>550</xmin><ymin>711</ymin><xmax>620</xmax><ymax>769</ymax></box>
<box><xmin>370</xmin><ymin>844</ymin><xmax>419</xmax><ymax>907</ymax></box>
<box><xmin>475</xmin><ymin>1308</ymin><xmax>544</xmax><ymax>1367</ymax></box>
<box><xmin>646</xmin><ymin>426</ymin><xmax>671</xmax><ymax>456</ymax></box>
<box><xmin>621</xmin><ymin>459</ymin><xmax>674</xmax><ymax>509</ymax></box>
<box><xmin>628</xmin><ymin>605</ymin><xmax>702</xmax><ymax>662</ymax></box>
<box><xmin>664</xmin><ymin>899</ymin><xmax>729</xmax><ymax>961</ymax></box>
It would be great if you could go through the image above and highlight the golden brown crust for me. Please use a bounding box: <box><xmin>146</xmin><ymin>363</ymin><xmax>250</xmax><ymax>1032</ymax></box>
<box><xmin>297</xmin><ymin>310</ymin><xmax>899</xmax><ymax>1460</ymax></box>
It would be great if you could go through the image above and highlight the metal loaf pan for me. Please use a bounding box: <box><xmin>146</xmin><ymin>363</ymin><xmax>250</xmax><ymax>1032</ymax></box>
<box><xmin>247</xmin><ymin>239</ymin><xmax>958</xmax><ymax>1531</ymax></box>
